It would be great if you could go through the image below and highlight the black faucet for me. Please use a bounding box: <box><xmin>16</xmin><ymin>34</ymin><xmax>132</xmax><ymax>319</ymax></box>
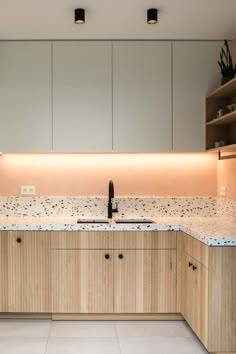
<box><xmin>108</xmin><ymin>180</ymin><xmax>118</xmax><ymax>218</ymax></box>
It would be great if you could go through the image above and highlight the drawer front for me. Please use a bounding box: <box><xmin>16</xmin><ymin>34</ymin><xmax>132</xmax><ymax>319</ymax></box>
<box><xmin>113</xmin><ymin>231</ymin><xmax>177</xmax><ymax>249</ymax></box>
<box><xmin>182</xmin><ymin>232</ymin><xmax>208</xmax><ymax>268</ymax></box>
<box><xmin>51</xmin><ymin>231</ymin><xmax>113</xmax><ymax>249</ymax></box>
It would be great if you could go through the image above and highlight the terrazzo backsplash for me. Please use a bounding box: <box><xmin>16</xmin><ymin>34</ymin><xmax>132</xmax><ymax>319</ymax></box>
<box><xmin>0</xmin><ymin>196</ymin><xmax>218</xmax><ymax>218</ymax></box>
<box><xmin>217</xmin><ymin>198</ymin><xmax>236</xmax><ymax>219</ymax></box>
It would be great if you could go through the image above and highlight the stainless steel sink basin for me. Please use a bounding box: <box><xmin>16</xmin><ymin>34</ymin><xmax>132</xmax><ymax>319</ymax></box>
<box><xmin>77</xmin><ymin>218</ymin><xmax>109</xmax><ymax>224</ymax></box>
<box><xmin>114</xmin><ymin>219</ymin><xmax>154</xmax><ymax>224</ymax></box>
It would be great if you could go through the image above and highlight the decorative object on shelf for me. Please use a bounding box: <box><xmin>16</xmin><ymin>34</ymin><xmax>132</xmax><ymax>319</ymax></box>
<box><xmin>74</xmin><ymin>8</ymin><xmax>85</xmax><ymax>24</ymax></box>
<box><xmin>227</xmin><ymin>103</ymin><xmax>236</xmax><ymax>112</ymax></box>
<box><xmin>216</xmin><ymin>105</ymin><xmax>224</xmax><ymax>117</ymax></box>
<box><xmin>218</xmin><ymin>40</ymin><xmax>236</xmax><ymax>85</ymax></box>
<box><xmin>147</xmin><ymin>8</ymin><xmax>158</xmax><ymax>24</ymax></box>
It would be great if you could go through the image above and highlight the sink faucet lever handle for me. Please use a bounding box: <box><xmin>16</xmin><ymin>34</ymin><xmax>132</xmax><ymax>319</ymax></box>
<box><xmin>113</xmin><ymin>201</ymin><xmax>118</xmax><ymax>213</ymax></box>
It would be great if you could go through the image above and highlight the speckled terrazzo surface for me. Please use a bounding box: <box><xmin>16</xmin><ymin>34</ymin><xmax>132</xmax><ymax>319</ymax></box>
<box><xmin>0</xmin><ymin>197</ymin><xmax>235</xmax><ymax>247</ymax></box>
<box><xmin>0</xmin><ymin>197</ymin><xmax>217</xmax><ymax>218</ymax></box>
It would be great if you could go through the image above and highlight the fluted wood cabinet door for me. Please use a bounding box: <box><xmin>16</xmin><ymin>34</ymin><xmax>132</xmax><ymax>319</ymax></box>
<box><xmin>181</xmin><ymin>251</ymin><xmax>208</xmax><ymax>346</ymax></box>
<box><xmin>193</xmin><ymin>259</ymin><xmax>208</xmax><ymax>347</ymax></box>
<box><xmin>51</xmin><ymin>250</ymin><xmax>113</xmax><ymax>313</ymax></box>
<box><xmin>114</xmin><ymin>250</ymin><xmax>176</xmax><ymax>313</ymax></box>
<box><xmin>181</xmin><ymin>252</ymin><xmax>194</xmax><ymax>327</ymax></box>
<box><xmin>7</xmin><ymin>232</ymin><xmax>50</xmax><ymax>312</ymax></box>
<box><xmin>0</xmin><ymin>232</ymin><xmax>7</xmax><ymax>312</ymax></box>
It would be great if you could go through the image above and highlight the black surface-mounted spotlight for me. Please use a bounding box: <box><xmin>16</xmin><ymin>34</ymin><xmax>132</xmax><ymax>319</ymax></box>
<box><xmin>147</xmin><ymin>8</ymin><xmax>158</xmax><ymax>24</ymax></box>
<box><xmin>74</xmin><ymin>8</ymin><xmax>85</xmax><ymax>24</ymax></box>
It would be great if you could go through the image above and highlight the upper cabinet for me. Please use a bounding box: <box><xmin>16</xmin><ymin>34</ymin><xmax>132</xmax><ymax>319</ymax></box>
<box><xmin>0</xmin><ymin>40</ymin><xmax>223</xmax><ymax>153</ymax></box>
<box><xmin>0</xmin><ymin>41</ymin><xmax>52</xmax><ymax>152</ymax></box>
<box><xmin>173</xmin><ymin>41</ymin><xmax>222</xmax><ymax>152</ymax></box>
<box><xmin>113</xmin><ymin>41</ymin><xmax>172</xmax><ymax>152</ymax></box>
<box><xmin>52</xmin><ymin>41</ymin><xmax>112</xmax><ymax>152</ymax></box>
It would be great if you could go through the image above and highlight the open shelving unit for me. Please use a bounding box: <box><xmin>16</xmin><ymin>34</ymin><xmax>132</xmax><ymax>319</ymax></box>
<box><xmin>206</xmin><ymin>77</ymin><xmax>236</xmax><ymax>157</ymax></box>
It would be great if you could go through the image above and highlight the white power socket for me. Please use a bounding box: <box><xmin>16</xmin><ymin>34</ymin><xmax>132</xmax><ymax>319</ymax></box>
<box><xmin>220</xmin><ymin>186</ymin><xmax>227</xmax><ymax>196</ymax></box>
<box><xmin>20</xmin><ymin>185</ymin><xmax>36</xmax><ymax>195</ymax></box>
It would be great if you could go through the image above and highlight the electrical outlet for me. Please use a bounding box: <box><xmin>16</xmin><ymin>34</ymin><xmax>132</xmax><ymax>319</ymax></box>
<box><xmin>20</xmin><ymin>185</ymin><xmax>36</xmax><ymax>195</ymax></box>
<box><xmin>220</xmin><ymin>186</ymin><xmax>227</xmax><ymax>196</ymax></box>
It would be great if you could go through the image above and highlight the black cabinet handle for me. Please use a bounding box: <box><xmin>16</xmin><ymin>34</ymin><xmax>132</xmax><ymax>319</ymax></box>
<box><xmin>105</xmin><ymin>254</ymin><xmax>110</xmax><ymax>260</ymax></box>
<box><xmin>192</xmin><ymin>265</ymin><xmax>197</xmax><ymax>271</ymax></box>
<box><xmin>118</xmin><ymin>254</ymin><xmax>123</xmax><ymax>259</ymax></box>
<box><xmin>188</xmin><ymin>262</ymin><xmax>192</xmax><ymax>267</ymax></box>
<box><xmin>16</xmin><ymin>237</ymin><xmax>22</xmax><ymax>243</ymax></box>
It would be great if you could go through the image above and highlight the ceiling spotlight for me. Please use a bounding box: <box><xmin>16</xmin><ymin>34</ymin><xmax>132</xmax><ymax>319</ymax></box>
<box><xmin>147</xmin><ymin>8</ymin><xmax>158</xmax><ymax>24</ymax></box>
<box><xmin>74</xmin><ymin>8</ymin><xmax>85</xmax><ymax>24</ymax></box>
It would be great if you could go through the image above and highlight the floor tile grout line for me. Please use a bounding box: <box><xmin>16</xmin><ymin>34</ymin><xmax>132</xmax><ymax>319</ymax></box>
<box><xmin>44</xmin><ymin>320</ymin><xmax>53</xmax><ymax>354</ymax></box>
<box><xmin>114</xmin><ymin>321</ymin><xmax>122</xmax><ymax>354</ymax></box>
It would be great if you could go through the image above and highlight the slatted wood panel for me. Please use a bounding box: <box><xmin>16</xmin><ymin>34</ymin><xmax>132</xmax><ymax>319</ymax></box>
<box><xmin>51</xmin><ymin>231</ymin><xmax>113</xmax><ymax>249</ymax></box>
<box><xmin>7</xmin><ymin>231</ymin><xmax>50</xmax><ymax>312</ymax></box>
<box><xmin>51</xmin><ymin>250</ymin><xmax>113</xmax><ymax>313</ymax></box>
<box><xmin>192</xmin><ymin>258</ymin><xmax>208</xmax><ymax>348</ymax></box>
<box><xmin>208</xmin><ymin>247</ymin><xmax>236</xmax><ymax>353</ymax></box>
<box><xmin>176</xmin><ymin>233</ymin><xmax>182</xmax><ymax>312</ymax></box>
<box><xmin>114</xmin><ymin>250</ymin><xmax>176</xmax><ymax>313</ymax></box>
<box><xmin>181</xmin><ymin>251</ymin><xmax>208</xmax><ymax>347</ymax></box>
<box><xmin>0</xmin><ymin>232</ymin><xmax>7</xmax><ymax>311</ymax></box>
<box><xmin>113</xmin><ymin>231</ymin><xmax>177</xmax><ymax>250</ymax></box>
<box><xmin>181</xmin><ymin>252</ymin><xmax>194</xmax><ymax>327</ymax></box>
<box><xmin>182</xmin><ymin>232</ymin><xmax>208</xmax><ymax>267</ymax></box>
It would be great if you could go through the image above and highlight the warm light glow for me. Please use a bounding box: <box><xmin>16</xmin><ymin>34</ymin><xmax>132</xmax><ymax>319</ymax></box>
<box><xmin>75</xmin><ymin>19</ymin><xmax>85</xmax><ymax>24</ymax></box>
<box><xmin>0</xmin><ymin>153</ymin><xmax>217</xmax><ymax>197</ymax></box>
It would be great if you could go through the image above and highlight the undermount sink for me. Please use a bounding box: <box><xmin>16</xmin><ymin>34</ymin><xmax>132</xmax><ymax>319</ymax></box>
<box><xmin>114</xmin><ymin>219</ymin><xmax>154</xmax><ymax>224</ymax></box>
<box><xmin>77</xmin><ymin>218</ymin><xmax>109</xmax><ymax>224</ymax></box>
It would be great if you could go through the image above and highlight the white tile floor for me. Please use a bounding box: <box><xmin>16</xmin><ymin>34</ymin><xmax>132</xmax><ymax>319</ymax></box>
<box><xmin>0</xmin><ymin>320</ymin><xmax>209</xmax><ymax>354</ymax></box>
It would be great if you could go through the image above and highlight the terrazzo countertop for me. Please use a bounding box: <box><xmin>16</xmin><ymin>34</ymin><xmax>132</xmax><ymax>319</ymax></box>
<box><xmin>0</xmin><ymin>216</ymin><xmax>235</xmax><ymax>247</ymax></box>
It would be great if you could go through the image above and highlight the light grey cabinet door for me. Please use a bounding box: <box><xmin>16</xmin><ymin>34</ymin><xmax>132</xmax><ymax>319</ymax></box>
<box><xmin>0</xmin><ymin>41</ymin><xmax>52</xmax><ymax>152</ymax></box>
<box><xmin>173</xmin><ymin>41</ymin><xmax>222</xmax><ymax>152</ymax></box>
<box><xmin>113</xmin><ymin>41</ymin><xmax>172</xmax><ymax>152</ymax></box>
<box><xmin>53</xmin><ymin>41</ymin><xmax>112</xmax><ymax>152</ymax></box>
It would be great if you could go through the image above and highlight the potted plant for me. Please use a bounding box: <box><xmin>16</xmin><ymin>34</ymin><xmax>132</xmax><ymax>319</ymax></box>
<box><xmin>218</xmin><ymin>40</ymin><xmax>236</xmax><ymax>85</ymax></box>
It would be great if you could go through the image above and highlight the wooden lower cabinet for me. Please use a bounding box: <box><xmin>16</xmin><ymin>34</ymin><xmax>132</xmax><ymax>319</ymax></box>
<box><xmin>0</xmin><ymin>231</ymin><xmax>50</xmax><ymax>313</ymax></box>
<box><xmin>114</xmin><ymin>250</ymin><xmax>176</xmax><ymax>313</ymax></box>
<box><xmin>181</xmin><ymin>251</ymin><xmax>208</xmax><ymax>347</ymax></box>
<box><xmin>51</xmin><ymin>231</ymin><xmax>177</xmax><ymax>314</ymax></box>
<box><xmin>181</xmin><ymin>232</ymin><xmax>236</xmax><ymax>354</ymax></box>
<box><xmin>51</xmin><ymin>250</ymin><xmax>113</xmax><ymax>313</ymax></box>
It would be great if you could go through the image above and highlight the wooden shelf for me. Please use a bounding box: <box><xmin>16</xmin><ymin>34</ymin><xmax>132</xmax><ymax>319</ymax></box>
<box><xmin>206</xmin><ymin>110</ymin><xmax>236</xmax><ymax>126</ymax></box>
<box><xmin>206</xmin><ymin>77</ymin><xmax>236</xmax><ymax>99</ymax></box>
<box><xmin>207</xmin><ymin>143</ymin><xmax>236</xmax><ymax>152</ymax></box>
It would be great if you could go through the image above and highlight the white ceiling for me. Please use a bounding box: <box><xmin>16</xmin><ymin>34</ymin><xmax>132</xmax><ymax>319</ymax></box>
<box><xmin>0</xmin><ymin>0</ymin><xmax>235</xmax><ymax>40</ymax></box>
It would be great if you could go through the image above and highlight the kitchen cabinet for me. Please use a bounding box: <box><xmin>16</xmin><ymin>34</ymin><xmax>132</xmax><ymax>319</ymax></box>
<box><xmin>51</xmin><ymin>250</ymin><xmax>113</xmax><ymax>313</ymax></box>
<box><xmin>0</xmin><ymin>41</ymin><xmax>52</xmax><ymax>152</ymax></box>
<box><xmin>113</xmin><ymin>41</ymin><xmax>172</xmax><ymax>152</ymax></box>
<box><xmin>181</xmin><ymin>251</ymin><xmax>208</xmax><ymax>347</ymax></box>
<box><xmin>181</xmin><ymin>232</ymin><xmax>236</xmax><ymax>354</ymax></box>
<box><xmin>52</xmin><ymin>41</ymin><xmax>112</xmax><ymax>152</ymax></box>
<box><xmin>173</xmin><ymin>41</ymin><xmax>222</xmax><ymax>151</ymax></box>
<box><xmin>0</xmin><ymin>233</ymin><xmax>7</xmax><ymax>312</ymax></box>
<box><xmin>206</xmin><ymin>77</ymin><xmax>236</xmax><ymax>151</ymax></box>
<box><xmin>51</xmin><ymin>231</ymin><xmax>177</xmax><ymax>314</ymax></box>
<box><xmin>1</xmin><ymin>231</ymin><xmax>50</xmax><ymax>313</ymax></box>
<box><xmin>114</xmin><ymin>249</ymin><xmax>176</xmax><ymax>313</ymax></box>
